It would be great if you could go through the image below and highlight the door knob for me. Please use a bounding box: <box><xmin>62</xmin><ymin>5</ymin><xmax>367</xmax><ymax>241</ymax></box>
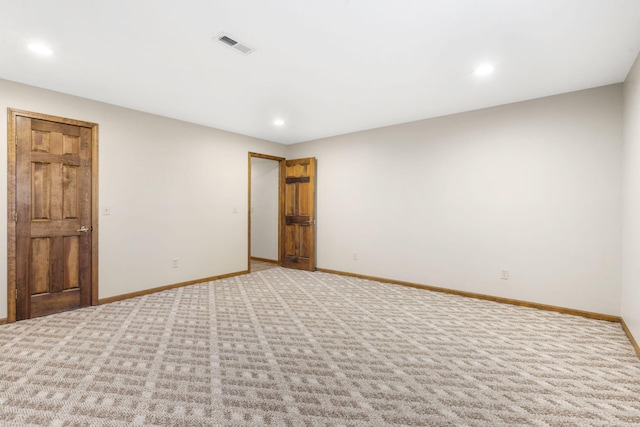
<box><xmin>77</xmin><ymin>225</ymin><xmax>90</xmax><ymax>232</ymax></box>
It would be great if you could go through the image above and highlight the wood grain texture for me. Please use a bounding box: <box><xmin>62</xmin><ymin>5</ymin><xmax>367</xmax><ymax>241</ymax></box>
<box><xmin>317</xmin><ymin>268</ymin><xmax>622</xmax><ymax>323</ymax></box>
<box><xmin>31</xmin><ymin>130</ymin><xmax>50</xmax><ymax>153</ymax></box>
<box><xmin>30</xmin><ymin>152</ymin><xmax>81</xmax><ymax>166</ymax></box>
<box><xmin>15</xmin><ymin>115</ymin><xmax>33</xmax><ymax>319</ymax></box>
<box><xmin>49</xmin><ymin>236</ymin><xmax>64</xmax><ymax>294</ymax></box>
<box><xmin>30</xmin><ymin>289</ymin><xmax>81</xmax><ymax>318</ymax></box>
<box><xmin>248</xmin><ymin>152</ymin><xmax>285</xmax><ymax>162</ymax></box>
<box><xmin>281</xmin><ymin>157</ymin><xmax>316</xmax><ymax>271</ymax></box>
<box><xmin>620</xmin><ymin>319</ymin><xmax>640</xmax><ymax>358</ymax></box>
<box><xmin>63</xmin><ymin>134</ymin><xmax>79</xmax><ymax>155</ymax></box>
<box><xmin>64</xmin><ymin>236</ymin><xmax>80</xmax><ymax>290</ymax></box>
<box><xmin>90</xmin><ymin>124</ymin><xmax>99</xmax><ymax>305</ymax></box>
<box><xmin>7</xmin><ymin>109</ymin><xmax>18</xmax><ymax>322</ymax></box>
<box><xmin>7</xmin><ymin>109</ymin><xmax>99</xmax><ymax>322</ymax></box>
<box><xmin>62</xmin><ymin>165</ymin><xmax>79</xmax><ymax>219</ymax></box>
<box><xmin>30</xmin><ymin>118</ymin><xmax>82</xmax><ymax>136</ymax></box>
<box><xmin>31</xmin><ymin>162</ymin><xmax>51</xmax><ymax>219</ymax></box>
<box><xmin>250</xmin><ymin>256</ymin><xmax>278</xmax><ymax>264</ymax></box>
<box><xmin>30</xmin><ymin>238</ymin><xmax>51</xmax><ymax>295</ymax></box>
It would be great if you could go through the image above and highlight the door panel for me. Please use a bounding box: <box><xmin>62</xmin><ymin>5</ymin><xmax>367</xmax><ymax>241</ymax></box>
<box><xmin>31</xmin><ymin>290</ymin><xmax>81</xmax><ymax>319</ymax></box>
<box><xmin>64</xmin><ymin>236</ymin><xmax>80</xmax><ymax>290</ymax></box>
<box><xmin>281</xmin><ymin>158</ymin><xmax>316</xmax><ymax>271</ymax></box>
<box><xmin>14</xmin><ymin>115</ymin><xmax>94</xmax><ymax>320</ymax></box>
<box><xmin>30</xmin><ymin>238</ymin><xmax>51</xmax><ymax>294</ymax></box>
<box><xmin>63</xmin><ymin>165</ymin><xmax>80</xmax><ymax>218</ymax></box>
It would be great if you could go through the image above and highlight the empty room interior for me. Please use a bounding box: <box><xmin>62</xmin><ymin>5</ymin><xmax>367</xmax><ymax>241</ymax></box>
<box><xmin>1</xmin><ymin>1</ymin><xmax>640</xmax><ymax>425</ymax></box>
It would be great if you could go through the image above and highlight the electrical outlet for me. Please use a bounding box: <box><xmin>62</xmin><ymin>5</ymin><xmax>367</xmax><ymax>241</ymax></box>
<box><xmin>501</xmin><ymin>269</ymin><xmax>509</xmax><ymax>280</ymax></box>
<box><xmin>353</xmin><ymin>252</ymin><xmax>358</xmax><ymax>261</ymax></box>
<box><xmin>102</xmin><ymin>206</ymin><xmax>111</xmax><ymax>216</ymax></box>
<box><xmin>172</xmin><ymin>258</ymin><xmax>179</xmax><ymax>268</ymax></box>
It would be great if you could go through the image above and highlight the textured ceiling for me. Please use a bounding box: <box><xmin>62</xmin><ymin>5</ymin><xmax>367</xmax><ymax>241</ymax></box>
<box><xmin>1</xmin><ymin>0</ymin><xmax>640</xmax><ymax>144</ymax></box>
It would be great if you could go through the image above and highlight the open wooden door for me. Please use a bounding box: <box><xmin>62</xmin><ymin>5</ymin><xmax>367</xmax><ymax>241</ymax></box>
<box><xmin>281</xmin><ymin>158</ymin><xmax>316</xmax><ymax>271</ymax></box>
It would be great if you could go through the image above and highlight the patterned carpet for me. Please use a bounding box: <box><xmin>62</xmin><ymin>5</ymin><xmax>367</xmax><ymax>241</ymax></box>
<box><xmin>250</xmin><ymin>259</ymin><xmax>278</xmax><ymax>273</ymax></box>
<box><xmin>0</xmin><ymin>268</ymin><xmax>639</xmax><ymax>426</ymax></box>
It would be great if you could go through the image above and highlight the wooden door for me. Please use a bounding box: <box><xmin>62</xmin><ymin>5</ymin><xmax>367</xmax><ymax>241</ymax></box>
<box><xmin>281</xmin><ymin>158</ymin><xmax>316</xmax><ymax>271</ymax></box>
<box><xmin>10</xmin><ymin>112</ymin><xmax>97</xmax><ymax>320</ymax></box>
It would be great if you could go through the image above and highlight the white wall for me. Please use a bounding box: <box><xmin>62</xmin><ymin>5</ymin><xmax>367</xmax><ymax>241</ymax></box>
<box><xmin>250</xmin><ymin>158</ymin><xmax>279</xmax><ymax>260</ymax></box>
<box><xmin>622</xmin><ymin>53</ymin><xmax>640</xmax><ymax>340</ymax></box>
<box><xmin>288</xmin><ymin>85</ymin><xmax>623</xmax><ymax>316</ymax></box>
<box><xmin>0</xmin><ymin>78</ymin><xmax>286</xmax><ymax>318</ymax></box>
<box><xmin>0</xmin><ymin>78</ymin><xmax>628</xmax><ymax>321</ymax></box>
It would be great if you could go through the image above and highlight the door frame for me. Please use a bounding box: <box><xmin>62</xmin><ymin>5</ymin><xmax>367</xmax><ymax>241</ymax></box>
<box><xmin>248</xmin><ymin>152</ymin><xmax>285</xmax><ymax>269</ymax></box>
<box><xmin>7</xmin><ymin>108</ymin><xmax>99</xmax><ymax>322</ymax></box>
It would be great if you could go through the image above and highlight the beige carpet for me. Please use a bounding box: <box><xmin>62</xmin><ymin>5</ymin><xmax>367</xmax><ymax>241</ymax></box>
<box><xmin>250</xmin><ymin>259</ymin><xmax>278</xmax><ymax>273</ymax></box>
<box><xmin>0</xmin><ymin>268</ymin><xmax>639</xmax><ymax>426</ymax></box>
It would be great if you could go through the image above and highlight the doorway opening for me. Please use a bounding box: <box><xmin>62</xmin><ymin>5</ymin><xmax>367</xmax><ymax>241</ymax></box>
<box><xmin>248</xmin><ymin>153</ymin><xmax>284</xmax><ymax>272</ymax></box>
<box><xmin>248</xmin><ymin>153</ymin><xmax>317</xmax><ymax>273</ymax></box>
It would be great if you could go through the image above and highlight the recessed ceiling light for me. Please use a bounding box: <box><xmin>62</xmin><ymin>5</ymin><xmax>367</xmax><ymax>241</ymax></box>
<box><xmin>473</xmin><ymin>63</ymin><xmax>494</xmax><ymax>76</ymax></box>
<box><xmin>28</xmin><ymin>43</ymin><xmax>53</xmax><ymax>55</ymax></box>
<box><xmin>273</xmin><ymin>119</ymin><xmax>285</xmax><ymax>126</ymax></box>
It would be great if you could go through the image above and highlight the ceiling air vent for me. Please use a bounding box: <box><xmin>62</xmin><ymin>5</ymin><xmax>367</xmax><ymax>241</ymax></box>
<box><xmin>216</xmin><ymin>33</ymin><xmax>255</xmax><ymax>55</ymax></box>
<box><xmin>219</xmin><ymin>35</ymin><xmax>237</xmax><ymax>46</ymax></box>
